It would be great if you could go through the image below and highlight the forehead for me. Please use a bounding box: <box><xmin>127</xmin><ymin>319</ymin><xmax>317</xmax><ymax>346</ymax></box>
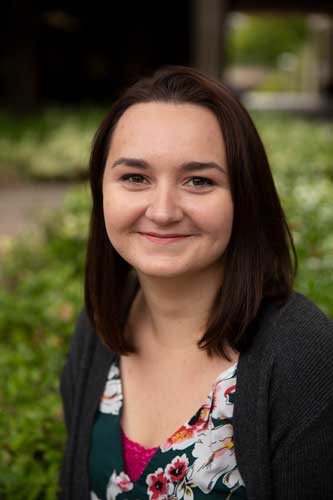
<box><xmin>108</xmin><ymin>102</ymin><xmax>226</xmax><ymax>160</ymax></box>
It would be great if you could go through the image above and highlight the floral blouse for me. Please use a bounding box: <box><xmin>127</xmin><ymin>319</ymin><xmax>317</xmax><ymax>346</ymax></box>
<box><xmin>89</xmin><ymin>356</ymin><xmax>246</xmax><ymax>499</ymax></box>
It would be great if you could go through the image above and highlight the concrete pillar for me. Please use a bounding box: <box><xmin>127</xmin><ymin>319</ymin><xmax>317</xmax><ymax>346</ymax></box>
<box><xmin>191</xmin><ymin>0</ymin><xmax>229</xmax><ymax>79</ymax></box>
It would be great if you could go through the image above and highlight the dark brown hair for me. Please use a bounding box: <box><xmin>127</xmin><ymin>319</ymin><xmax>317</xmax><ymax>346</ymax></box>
<box><xmin>85</xmin><ymin>65</ymin><xmax>297</xmax><ymax>357</ymax></box>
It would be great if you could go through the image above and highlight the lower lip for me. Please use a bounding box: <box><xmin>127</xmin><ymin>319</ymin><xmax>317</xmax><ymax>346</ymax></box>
<box><xmin>140</xmin><ymin>233</ymin><xmax>190</xmax><ymax>245</ymax></box>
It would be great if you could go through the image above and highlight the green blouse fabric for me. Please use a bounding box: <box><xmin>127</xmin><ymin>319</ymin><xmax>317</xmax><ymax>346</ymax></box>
<box><xmin>89</xmin><ymin>356</ymin><xmax>247</xmax><ymax>499</ymax></box>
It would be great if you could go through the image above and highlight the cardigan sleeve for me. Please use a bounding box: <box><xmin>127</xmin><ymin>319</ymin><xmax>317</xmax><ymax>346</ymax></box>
<box><xmin>58</xmin><ymin>308</ymin><xmax>96</xmax><ymax>499</ymax></box>
<box><xmin>269</xmin><ymin>295</ymin><xmax>333</xmax><ymax>499</ymax></box>
<box><xmin>271</xmin><ymin>403</ymin><xmax>333</xmax><ymax>499</ymax></box>
<box><xmin>60</xmin><ymin>309</ymin><xmax>92</xmax><ymax>433</ymax></box>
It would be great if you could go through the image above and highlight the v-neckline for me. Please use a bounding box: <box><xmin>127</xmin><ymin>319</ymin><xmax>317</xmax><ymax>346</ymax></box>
<box><xmin>115</xmin><ymin>356</ymin><xmax>238</xmax><ymax>485</ymax></box>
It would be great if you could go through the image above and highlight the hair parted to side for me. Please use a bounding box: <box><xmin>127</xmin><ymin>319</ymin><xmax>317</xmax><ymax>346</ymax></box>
<box><xmin>85</xmin><ymin>65</ymin><xmax>297</xmax><ymax>358</ymax></box>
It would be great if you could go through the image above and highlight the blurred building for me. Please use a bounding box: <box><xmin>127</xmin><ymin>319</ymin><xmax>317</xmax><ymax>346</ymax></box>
<box><xmin>1</xmin><ymin>1</ymin><xmax>332</xmax><ymax>110</ymax></box>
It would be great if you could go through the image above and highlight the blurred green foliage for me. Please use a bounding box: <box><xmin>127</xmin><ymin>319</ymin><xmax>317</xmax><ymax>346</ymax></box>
<box><xmin>254</xmin><ymin>113</ymin><xmax>333</xmax><ymax>312</ymax></box>
<box><xmin>0</xmin><ymin>110</ymin><xmax>332</xmax><ymax>498</ymax></box>
<box><xmin>226</xmin><ymin>14</ymin><xmax>308</xmax><ymax>66</ymax></box>
<box><xmin>0</xmin><ymin>107</ymin><xmax>104</xmax><ymax>181</ymax></box>
<box><xmin>256</xmin><ymin>68</ymin><xmax>301</xmax><ymax>92</ymax></box>
<box><xmin>0</xmin><ymin>187</ymin><xmax>90</xmax><ymax>498</ymax></box>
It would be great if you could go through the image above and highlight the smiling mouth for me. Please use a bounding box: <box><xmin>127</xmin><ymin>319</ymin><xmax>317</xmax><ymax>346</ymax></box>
<box><xmin>142</xmin><ymin>232</ymin><xmax>190</xmax><ymax>238</ymax></box>
<box><xmin>139</xmin><ymin>232</ymin><xmax>191</xmax><ymax>245</ymax></box>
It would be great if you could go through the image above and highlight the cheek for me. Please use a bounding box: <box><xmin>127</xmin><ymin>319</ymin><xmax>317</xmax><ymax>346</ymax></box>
<box><xmin>102</xmin><ymin>189</ymin><xmax>143</xmax><ymax>242</ymax></box>
<box><xmin>103</xmin><ymin>192</ymin><xmax>123</xmax><ymax>242</ymax></box>
<box><xmin>193</xmin><ymin>195</ymin><xmax>234</xmax><ymax>236</ymax></box>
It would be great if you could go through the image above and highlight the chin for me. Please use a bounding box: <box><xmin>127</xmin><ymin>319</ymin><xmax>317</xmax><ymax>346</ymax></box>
<box><xmin>137</xmin><ymin>268</ymin><xmax>185</xmax><ymax>279</ymax></box>
<box><xmin>134</xmin><ymin>262</ymin><xmax>205</xmax><ymax>280</ymax></box>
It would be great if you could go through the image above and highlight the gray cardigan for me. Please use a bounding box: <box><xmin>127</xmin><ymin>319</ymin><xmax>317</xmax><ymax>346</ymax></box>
<box><xmin>58</xmin><ymin>291</ymin><xmax>333</xmax><ymax>499</ymax></box>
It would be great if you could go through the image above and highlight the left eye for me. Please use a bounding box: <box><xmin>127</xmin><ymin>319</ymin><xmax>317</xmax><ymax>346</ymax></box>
<box><xmin>186</xmin><ymin>177</ymin><xmax>214</xmax><ymax>187</ymax></box>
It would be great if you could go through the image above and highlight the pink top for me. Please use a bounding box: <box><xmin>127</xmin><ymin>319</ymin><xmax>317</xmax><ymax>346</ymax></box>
<box><xmin>121</xmin><ymin>427</ymin><xmax>159</xmax><ymax>482</ymax></box>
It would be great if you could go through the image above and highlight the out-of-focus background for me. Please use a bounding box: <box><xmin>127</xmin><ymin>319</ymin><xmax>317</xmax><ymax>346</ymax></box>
<box><xmin>0</xmin><ymin>1</ymin><xmax>332</xmax><ymax>497</ymax></box>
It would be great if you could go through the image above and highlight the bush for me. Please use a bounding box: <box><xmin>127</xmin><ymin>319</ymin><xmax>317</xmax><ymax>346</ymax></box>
<box><xmin>256</xmin><ymin>113</ymin><xmax>333</xmax><ymax>315</ymax></box>
<box><xmin>0</xmin><ymin>107</ymin><xmax>104</xmax><ymax>181</ymax></box>
<box><xmin>0</xmin><ymin>186</ymin><xmax>90</xmax><ymax>499</ymax></box>
<box><xmin>0</xmin><ymin>112</ymin><xmax>332</xmax><ymax>498</ymax></box>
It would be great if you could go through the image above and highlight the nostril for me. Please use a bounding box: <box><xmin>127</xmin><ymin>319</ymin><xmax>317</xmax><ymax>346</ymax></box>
<box><xmin>144</xmin><ymin>198</ymin><xmax>183</xmax><ymax>223</ymax></box>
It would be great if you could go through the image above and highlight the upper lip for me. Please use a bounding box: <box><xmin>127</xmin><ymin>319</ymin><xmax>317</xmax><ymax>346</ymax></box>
<box><xmin>140</xmin><ymin>232</ymin><xmax>190</xmax><ymax>238</ymax></box>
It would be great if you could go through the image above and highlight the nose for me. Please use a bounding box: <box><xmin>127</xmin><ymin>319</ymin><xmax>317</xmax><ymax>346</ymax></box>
<box><xmin>144</xmin><ymin>182</ymin><xmax>183</xmax><ymax>225</ymax></box>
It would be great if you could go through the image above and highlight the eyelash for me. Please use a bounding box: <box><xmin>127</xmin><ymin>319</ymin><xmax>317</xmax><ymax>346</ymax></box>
<box><xmin>119</xmin><ymin>173</ymin><xmax>214</xmax><ymax>188</ymax></box>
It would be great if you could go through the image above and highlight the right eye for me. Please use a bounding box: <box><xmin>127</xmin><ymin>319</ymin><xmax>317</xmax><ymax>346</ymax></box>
<box><xmin>119</xmin><ymin>174</ymin><xmax>147</xmax><ymax>184</ymax></box>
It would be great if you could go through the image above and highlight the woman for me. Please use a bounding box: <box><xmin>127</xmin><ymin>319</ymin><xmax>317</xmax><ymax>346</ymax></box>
<box><xmin>58</xmin><ymin>66</ymin><xmax>333</xmax><ymax>500</ymax></box>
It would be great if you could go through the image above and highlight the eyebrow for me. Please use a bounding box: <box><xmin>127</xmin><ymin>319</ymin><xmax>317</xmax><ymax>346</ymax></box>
<box><xmin>111</xmin><ymin>157</ymin><xmax>226</xmax><ymax>175</ymax></box>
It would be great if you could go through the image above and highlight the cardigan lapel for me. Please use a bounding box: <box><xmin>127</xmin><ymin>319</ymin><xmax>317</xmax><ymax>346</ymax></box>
<box><xmin>233</xmin><ymin>299</ymin><xmax>278</xmax><ymax>500</ymax></box>
<box><xmin>72</xmin><ymin>337</ymin><xmax>116</xmax><ymax>499</ymax></box>
<box><xmin>234</xmin><ymin>344</ymin><xmax>274</xmax><ymax>500</ymax></box>
<box><xmin>70</xmin><ymin>271</ymin><xmax>139</xmax><ymax>498</ymax></box>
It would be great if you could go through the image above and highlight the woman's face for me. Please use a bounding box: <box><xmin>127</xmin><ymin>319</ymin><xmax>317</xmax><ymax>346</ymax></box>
<box><xmin>102</xmin><ymin>102</ymin><xmax>233</xmax><ymax>279</ymax></box>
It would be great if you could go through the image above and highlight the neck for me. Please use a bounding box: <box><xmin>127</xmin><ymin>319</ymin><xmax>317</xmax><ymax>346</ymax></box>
<box><xmin>128</xmin><ymin>266</ymin><xmax>223</xmax><ymax>355</ymax></box>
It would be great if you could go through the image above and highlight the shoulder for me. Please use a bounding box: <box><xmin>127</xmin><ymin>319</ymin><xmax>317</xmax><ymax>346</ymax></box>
<box><xmin>260</xmin><ymin>294</ymin><xmax>333</xmax><ymax>463</ymax></box>
<box><xmin>234</xmin><ymin>294</ymin><xmax>333</xmax><ymax>490</ymax></box>
<box><xmin>245</xmin><ymin>292</ymin><xmax>333</xmax><ymax>415</ymax></box>
<box><xmin>70</xmin><ymin>308</ymin><xmax>94</xmax><ymax>347</ymax></box>
<box><xmin>72</xmin><ymin>308</ymin><xmax>95</xmax><ymax>345</ymax></box>
<box><xmin>64</xmin><ymin>308</ymin><xmax>97</xmax><ymax>378</ymax></box>
<box><xmin>275</xmin><ymin>290</ymin><xmax>331</xmax><ymax>328</ymax></box>
<box><xmin>263</xmin><ymin>291</ymin><xmax>333</xmax><ymax>360</ymax></box>
<box><xmin>260</xmin><ymin>292</ymin><xmax>333</xmax><ymax>425</ymax></box>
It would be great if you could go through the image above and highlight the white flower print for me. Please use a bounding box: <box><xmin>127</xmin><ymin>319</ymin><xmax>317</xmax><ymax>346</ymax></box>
<box><xmin>175</xmin><ymin>479</ymin><xmax>195</xmax><ymax>500</ymax></box>
<box><xmin>190</xmin><ymin>423</ymin><xmax>239</xmax><ymax>493</ymax></box>
<box><xmin>174</xmin><ymin>476</ymin><xmax>197</xmax><ymax>500</ymax></box>
<box><xmin>90</xmin><ymin>492</ymin><xmax>102</xmax><ymax>500</ymax></box>
<box><xmin>211</xmin><ymin>366</ymin><xmax>237</xmax><ymax>420</ymax></box>
<box><xmin>222</xmin><ymin>467</ymin><xmax>245</xmax><ymax>490</ymax></box>
<box><xmin>183</xmin><ymin>485</ymin><xmax>194</xmax><ymax>499</ymax></box>
<box><xmin>100</xmin><ymin>363</ymin><xmax>123</xmax><ymax>414</ymax></box>
<box><xmin>106</xmin><ymin>470</ymin><xmax>133</xmax><ymax>500</ymax></box>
